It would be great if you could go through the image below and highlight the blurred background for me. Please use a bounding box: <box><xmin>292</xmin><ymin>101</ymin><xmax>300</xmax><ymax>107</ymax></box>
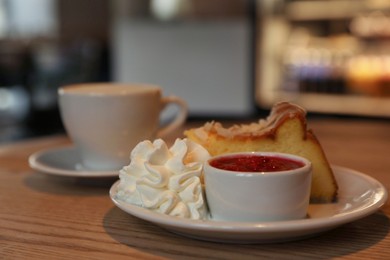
<box><xmin>0</xmin><ymin>0</ymin><xmax>389</xmax><ymax>143</ymax></box>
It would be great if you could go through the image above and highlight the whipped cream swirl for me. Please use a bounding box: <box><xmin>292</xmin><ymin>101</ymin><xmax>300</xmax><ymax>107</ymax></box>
<box><xmin>116</xmin><ymin>138</ymin><xmax>211</xmax><ymax>220</ymax></box>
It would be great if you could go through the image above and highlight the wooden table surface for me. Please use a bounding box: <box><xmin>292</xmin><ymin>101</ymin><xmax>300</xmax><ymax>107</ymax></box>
<box><xmin>1</xmin><ymin>118</ymin><xmax>390</xmax><ymax>259</ymax></box>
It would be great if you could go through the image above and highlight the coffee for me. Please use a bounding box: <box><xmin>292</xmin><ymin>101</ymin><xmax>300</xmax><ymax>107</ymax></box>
<box><xmin>58</xmin><ymin>83</ymin><xmax>188</xmax><ymax>171</ymax></box>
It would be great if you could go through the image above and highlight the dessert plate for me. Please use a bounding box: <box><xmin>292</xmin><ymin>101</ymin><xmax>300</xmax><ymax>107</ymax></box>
<box><xmin>29</xmin><ymin>146</ymin><xmax>118</xmax><ymax>178</ymax></box>
<box><xmin>110</xmin><ymin>166</ymin><xmax>387</xmax><ymax>243</ymax></box>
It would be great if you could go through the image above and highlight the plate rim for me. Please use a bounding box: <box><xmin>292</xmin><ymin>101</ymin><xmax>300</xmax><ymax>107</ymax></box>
<box><xmin>109</xmin><ymin>165</ymin><xmax>388</xmax><ymax>235</ymax></box>
<box><xmin>29</xmin><ymin>145</ymin><xmax>119</xmax><ymax>178</ymax></box>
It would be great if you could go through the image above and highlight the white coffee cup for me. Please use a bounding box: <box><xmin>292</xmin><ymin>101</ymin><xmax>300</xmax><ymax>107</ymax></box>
<box><xmin>58</xmin><ymin>83</ymin><xmax>188</xmax><ymax>171</ymax></box>
<box><xmin>204</xmin><ymin>152</ymin><xmax>312</xmax><ymax>222</ymax></box>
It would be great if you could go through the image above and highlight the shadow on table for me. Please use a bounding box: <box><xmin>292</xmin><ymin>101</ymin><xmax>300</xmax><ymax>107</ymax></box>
<box><xmin>103</xmin><ymin>207</ymin><xmax>390</xmax><ymax>259</ymax></box>
<box><xmin>24</xmin><ymin>171</ymin><xmax>117</xmax><ymax>196</ymax></box>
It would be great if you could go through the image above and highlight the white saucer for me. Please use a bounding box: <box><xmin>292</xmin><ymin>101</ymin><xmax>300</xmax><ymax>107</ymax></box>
<box><xmin>109</xmin><ymin>165</ymin><xmax>387</xmax><ymax>244</ymax></box>
<box><xmin>29</xmin><ymin>146</ymin><xmax>119</xmax><ymax>178</ymax></box>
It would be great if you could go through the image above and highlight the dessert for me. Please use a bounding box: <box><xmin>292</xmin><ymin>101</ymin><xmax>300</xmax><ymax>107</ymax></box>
<box><xmin>116</xmin><ymin>138</ymin><xmax>211</xmax><ymax>220</ymax></box>
<box><xmin>184</xmin><ymin>102</ymin><xmax>338</xmax><ymax>203</ymax></box>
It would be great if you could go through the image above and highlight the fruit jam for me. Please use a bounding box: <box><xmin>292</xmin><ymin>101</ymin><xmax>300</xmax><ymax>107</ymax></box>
<box><xmin>209</xmin><ymin>154</ymin><xmax>305</xmax><ymax>172</ymax></box>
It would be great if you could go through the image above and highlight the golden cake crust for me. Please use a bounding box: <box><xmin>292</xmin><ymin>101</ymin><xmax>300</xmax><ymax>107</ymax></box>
<box><xmin>184</xmin><ymin>102</ymin><xmax>338</xmax><ymax>203</ymax></box>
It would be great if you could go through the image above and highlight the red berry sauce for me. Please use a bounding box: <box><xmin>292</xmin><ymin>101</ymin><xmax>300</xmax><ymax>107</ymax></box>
<box><xmin>209</xmin><ymin>154</ymin><xmax>305</xmax><ymax>172</ymax></box>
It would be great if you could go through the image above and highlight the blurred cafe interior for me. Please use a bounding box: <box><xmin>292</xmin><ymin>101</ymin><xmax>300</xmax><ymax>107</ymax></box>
<box><xmin>0</xmin><ymin>0</ymin><xmax>389</xmax><ymax>144</ymax></box>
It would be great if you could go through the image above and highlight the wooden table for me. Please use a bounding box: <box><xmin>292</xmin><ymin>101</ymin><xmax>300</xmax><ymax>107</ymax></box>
<box><xmin>1</xmin><ymin>118</ymin><xmax>390</xmax><ymax>259</ymax></box>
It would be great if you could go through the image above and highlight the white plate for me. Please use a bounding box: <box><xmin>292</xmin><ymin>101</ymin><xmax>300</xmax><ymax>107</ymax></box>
<box><xmin>109</xmin><ymin>166</ymin><xmax>387</xmax><ymax>244</ymax></box>
<box><xmin>29</xmin><ymin>146</ymin><xmax>118</xmax><ymax>178</ymax></box>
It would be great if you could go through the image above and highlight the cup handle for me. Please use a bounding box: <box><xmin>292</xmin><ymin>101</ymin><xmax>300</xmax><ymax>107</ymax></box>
<box><xmin>157</xmin><ymin>96</ymin><xmax>188</xmax><ymax>138</ymax></box>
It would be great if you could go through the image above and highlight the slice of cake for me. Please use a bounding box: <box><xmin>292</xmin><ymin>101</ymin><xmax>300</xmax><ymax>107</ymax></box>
<box><xmin>184</xmin><ymin>102</ymin><xmax>338</xmax><ymax>203</ymax></box>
